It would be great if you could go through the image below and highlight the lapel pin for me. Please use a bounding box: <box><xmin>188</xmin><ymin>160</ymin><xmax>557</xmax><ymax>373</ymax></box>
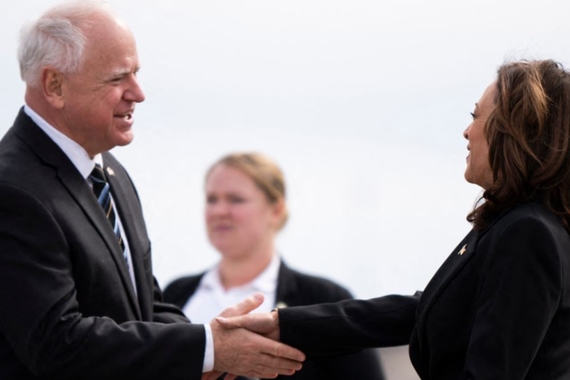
<box><xmin>106</xmin><ymin>167</ymin><xmax>115</xmax><ymax>176</ymax></box>
<box><xmin>458</xmin><ymin>244</ymin><xmax>467</xmax><ymax>256</ymax></box>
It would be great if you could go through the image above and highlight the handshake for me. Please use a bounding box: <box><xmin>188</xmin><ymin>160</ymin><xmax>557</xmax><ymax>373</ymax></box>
<box><xmin>203</xmin><ymin>293</ymin><xmax>304</xmax><ymax>380</ymax></box>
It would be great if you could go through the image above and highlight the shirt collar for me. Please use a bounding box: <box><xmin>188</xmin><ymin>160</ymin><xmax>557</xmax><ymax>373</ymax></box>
<box><xmin>201</xmin><ymin>254</ymin><xmax>280</xmax><ymax>294</ymax></box>
<box><xmin>24</xmin><ymin>104</ymin><xmax>102</xmax><ymax>179</ymax></box>
<box><xmin>250</xmin><ymin>254</ymin><xmax>280</xmax><ymax>293</ymax></box>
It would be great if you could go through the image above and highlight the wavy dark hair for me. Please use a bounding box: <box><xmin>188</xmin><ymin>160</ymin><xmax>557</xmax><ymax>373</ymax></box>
<box><xmin>467</xmin><ymin>60</ymin><xmax>570</xmax><ymax>232</ymax></box>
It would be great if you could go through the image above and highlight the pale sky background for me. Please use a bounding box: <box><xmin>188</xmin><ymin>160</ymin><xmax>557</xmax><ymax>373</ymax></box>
<box><xmin>2</xmin><ymin>0</ymin><xmax>570</xmax><ymax>301</ymax></box>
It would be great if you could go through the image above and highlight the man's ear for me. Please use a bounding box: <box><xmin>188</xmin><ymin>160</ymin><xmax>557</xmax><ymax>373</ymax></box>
<box><xmin>42</xmin><ymin>67</ymin><xmax>65</xmax><ymax>109</ymax></box>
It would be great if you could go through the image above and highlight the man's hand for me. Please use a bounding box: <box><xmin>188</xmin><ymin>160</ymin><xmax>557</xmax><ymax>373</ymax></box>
<box><xmin>209</xmin><ymin>293</ymin><xmax>304</xmax><ymax>379</ymax></box>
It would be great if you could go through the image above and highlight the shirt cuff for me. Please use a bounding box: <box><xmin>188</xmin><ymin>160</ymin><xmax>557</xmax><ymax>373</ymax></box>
<box><xmin>202</xmin><ymin>323</ymin><xmax>215</xmax><ymax>372</ymax></box>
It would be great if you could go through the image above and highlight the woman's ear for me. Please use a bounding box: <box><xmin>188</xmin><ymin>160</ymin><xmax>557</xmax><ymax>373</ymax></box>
<box><xmin>271</xmin><ymin>198</ymin><xmax>286</xmax><ymax>227</ymax></box>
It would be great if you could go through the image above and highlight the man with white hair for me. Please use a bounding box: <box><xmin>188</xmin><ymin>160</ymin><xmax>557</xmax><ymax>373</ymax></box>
<box><xmin>0</xmin><ymin>1</ymin><xmax>304</xmax><ymax>379</ymax></box>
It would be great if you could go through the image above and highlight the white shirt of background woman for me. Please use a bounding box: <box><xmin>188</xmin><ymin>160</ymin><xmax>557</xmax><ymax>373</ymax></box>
<box><xmin>183</xmin><ymin>254</ymin><xmax>280</xmax><ymax>323</ymax></box>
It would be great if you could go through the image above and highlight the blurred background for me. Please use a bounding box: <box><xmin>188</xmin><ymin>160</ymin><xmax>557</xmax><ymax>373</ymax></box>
<box><xmin>2</xmin><ymin>1</ymin><xmax>570</xmax><ymax>378</ymax></box>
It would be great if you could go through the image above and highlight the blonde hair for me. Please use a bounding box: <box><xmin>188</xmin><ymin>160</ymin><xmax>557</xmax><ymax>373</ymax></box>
<box><xmin>206</xmin><ymin>152</ymin><xmax>289</xmax><ymax>230</ymax></box>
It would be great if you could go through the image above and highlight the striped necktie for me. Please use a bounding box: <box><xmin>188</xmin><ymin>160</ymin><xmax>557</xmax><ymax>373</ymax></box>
<box><xmin>89</xmin><ymin>164</ymin><xmax>128</xmax><ymax>267</ymax></box>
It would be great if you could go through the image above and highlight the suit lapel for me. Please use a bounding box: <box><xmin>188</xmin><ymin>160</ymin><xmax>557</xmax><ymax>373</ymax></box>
<box><xmin>275</xmin><ymin>260</ymin><xmax>296</xmax><ymax>308</ymax></box>
<box><xmin>415</xmin><ymin>230</ymin><xmax>480</xmax><ymax>323</ymax></box>
<box><xmin>415</xmin><ymin>210</ymin><xmax>513</xmax><ymax>336</ymax></box>
<box><xmin>416</xmin><ymin>206</ymin><xmax>520</xmax><ymax>326</ymax></box>
<box><xmin>60</xmin><ymin>166</ymin><xmax>142</xmax><ymax>318</ymax></box>
<box><xmin>12</xmin><ymin>110</ymin><xmax>142</xmax><ymax>319</ymax></box>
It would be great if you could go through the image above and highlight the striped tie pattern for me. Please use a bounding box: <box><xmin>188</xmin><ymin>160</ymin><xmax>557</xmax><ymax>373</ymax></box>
<box><xmin>89</xmin><ymin>164</ymin><xmax>128</xmax><ymax>267</ymax></box>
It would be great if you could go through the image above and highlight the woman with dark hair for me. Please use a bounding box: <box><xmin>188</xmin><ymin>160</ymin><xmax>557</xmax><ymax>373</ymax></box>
<box><xmin>219</xmin><ymin>60</ymin><xmax>570</xmax><ymax>380</ymax></box>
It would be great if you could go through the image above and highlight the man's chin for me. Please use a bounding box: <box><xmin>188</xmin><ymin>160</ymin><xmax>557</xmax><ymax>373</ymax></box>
<box><xmin>114</xmin><ymin>132</ymin><xmax>135</xmax><ymax>148</ymax></box>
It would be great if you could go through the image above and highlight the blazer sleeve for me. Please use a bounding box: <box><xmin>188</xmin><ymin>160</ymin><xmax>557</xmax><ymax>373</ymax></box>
<box><xmin>280</xmin><ymin>269</ymin><xmax>387</xmax><ymax>379</ymax></box>
<box><xmin>0</xmin><ymin>184</ymin><xmax>205</xmax><ymax>379</ymax></box>
<box><xmin>463</xmin><ymin>215</ymin><xmax>564</xmax><ymax>379</ymax></box>
<box><xmin>278</xmin><ymin>294</ymin><xmax>418</xmax><ymax>357</ymax></box>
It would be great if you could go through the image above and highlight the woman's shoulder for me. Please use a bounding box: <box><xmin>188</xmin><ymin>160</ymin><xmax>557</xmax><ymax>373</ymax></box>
<box><xmin>493</xmin><ymin>201</ymin><xmax>567</xmax><ymax>233</ymax></box>
<box><xmin>165</xmin><ymin>273</ymin><xmax>205</xmax><ymax>289</ymax></box>
<box><xmin>162</xmin><ymin>273</ymin><xmax>205</xmax><ymax>306</ymax></box>
<box><xmin>481</xmin><ymin>201</ymin><xmax>570</xmax><ymax>263</ymax></box>
<box><xmin>278</xmin><ymin>261</ymin><xmax>353</xmax><ymax>304</ymax></box>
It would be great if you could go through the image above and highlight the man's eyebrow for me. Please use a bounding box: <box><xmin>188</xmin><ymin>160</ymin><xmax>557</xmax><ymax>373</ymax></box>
<box><xmin>109</xmin><ymin>66</ymin><xmax>141</xmax><ymax>78</ymax></box>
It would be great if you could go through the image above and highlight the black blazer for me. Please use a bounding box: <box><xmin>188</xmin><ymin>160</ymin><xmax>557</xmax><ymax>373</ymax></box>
<box><xmin>276</xmin><ymin>202</ymin><xmax>570</xmax><ymax>379</ymax></box>
<box><xmin>164</xmin><ymin>260</ymin><xmax>386</xmax><ymax>380</ymax></box>
<box><xmin>0</xmin><ymin>109</ymin><xmax>206</xmax><ymax>379</ymax></box>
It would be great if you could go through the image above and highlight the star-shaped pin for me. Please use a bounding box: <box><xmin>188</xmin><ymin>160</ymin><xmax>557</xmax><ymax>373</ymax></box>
<box><xmin>458</xmin><ymin>244</ymin><xmax>467</xmax><ymax>256</ymax></box>
<box><xmin>106</xmin><ymin>167</ymin><xmax>115</xmax><ymax>176</ymax></box>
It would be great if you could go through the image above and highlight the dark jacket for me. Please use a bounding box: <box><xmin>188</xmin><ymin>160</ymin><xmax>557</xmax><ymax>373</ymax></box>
<box><xmin>276</xmin><ymin>202</ymin><xmax>570</xmax><ymax>379</ymax></box>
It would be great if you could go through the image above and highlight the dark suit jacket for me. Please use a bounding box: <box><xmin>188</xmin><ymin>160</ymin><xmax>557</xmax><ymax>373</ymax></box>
<box><xmin>0</xmin><ymin>109</ymin><xmax>206</xmax><ymax>379</ymax></box>
<box><xmin>276</xmin><ymin>202</ymin><xmax>570</xmax><ymax>379</ymax></box>
<box><xmin>164</xmin><ymin>260</ymin><xmax>386</xmax><ymax>379</ymax></box>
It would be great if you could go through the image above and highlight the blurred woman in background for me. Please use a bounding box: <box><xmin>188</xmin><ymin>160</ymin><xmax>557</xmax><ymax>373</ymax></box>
<box><xmin>164</xmin><ymin>152</ymin><xmax>385</xmax><ymax>379</ymax></box>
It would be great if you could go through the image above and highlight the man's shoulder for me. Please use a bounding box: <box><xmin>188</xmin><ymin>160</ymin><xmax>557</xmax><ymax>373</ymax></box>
<box><xmin>0</xmin><ymin>130</ymin><xmax>51</xmax><ymax>190</ymax></box>
<box><xmin>0</xmin><ymin>110</ymin><xmax>60</xmax><ymax>184</ymax></box>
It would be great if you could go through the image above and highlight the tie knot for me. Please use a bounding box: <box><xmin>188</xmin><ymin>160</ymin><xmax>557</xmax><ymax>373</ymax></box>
<box><xmin>88</xmin><ymin>164</ymin><xmax>127</xmax><ymax>257</ymax></box>
<box><xmin>89</xmin><ymin>164</ymin><xmax>107</xmax><ymax>183</ymax></box>
<box><xmin>89</xmin><ymin>164</ymin><xmax>109</xmax><ymax>199</ymax></box>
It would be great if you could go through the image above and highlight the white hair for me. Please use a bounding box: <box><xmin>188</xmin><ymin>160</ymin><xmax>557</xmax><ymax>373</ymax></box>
<box><xmin>18</xmin><ymin>1</ymin><xmax>114</xmax><ymax>88</ymax></box>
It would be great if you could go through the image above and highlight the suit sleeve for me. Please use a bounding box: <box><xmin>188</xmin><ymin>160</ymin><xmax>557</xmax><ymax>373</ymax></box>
<box><xmin>463</xmin><ymin>216</ymin><xmax>563</xmax><ymax>379</ymax></box>
<box><xmin>317</xmin><ymin>300</ymin><xmax>388</xmax><ymax>380</ymax></box>
<box><xmin>0</xmin><ymin>184</ymin><xmax>205</xmax><ymax>379</ymax></box>
<box><xmin>294</xmin><ymin>277</ymin><xmax>387</xmax><ymax>379</ymax></box>
<box><xmin>279</xmin><ymin>294</ymin><xmax>418</xmax><ymax>357</ymax></box>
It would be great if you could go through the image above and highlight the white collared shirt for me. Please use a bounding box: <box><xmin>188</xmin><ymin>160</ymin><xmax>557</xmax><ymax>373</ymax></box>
<box><xmin>183</xmin><ymin>254</ymin><xmax>280</xmax><ymax>323</ymax></box>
